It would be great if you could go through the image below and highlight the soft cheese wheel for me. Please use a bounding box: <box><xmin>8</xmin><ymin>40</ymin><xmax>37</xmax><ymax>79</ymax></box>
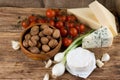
<box><xmin>89</xmin><ymin>1</ymin><xmax>118</xmax><ymax>37</ymax></box>
<box><xmin>67</xmin><ymin>47</ymin><xmax>92</xmax><ymax>69</ymax></box>
<box><xmin>82</xmin><ymin>26</ymin><xmax>113</xmax><ymax>48</ymax></box>
<box><xmin>67</xmin><ymin>8</ymin><xmax>101</xmax><ymax>29</ymax></box>
<box><xmin>66</xmin><ymin>47</ymin><xmax>96</xmax><ymax>78</ymax></box>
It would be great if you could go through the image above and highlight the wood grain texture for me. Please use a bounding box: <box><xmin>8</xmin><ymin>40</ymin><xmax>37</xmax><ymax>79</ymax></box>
<box><xmin>0</xmin><ymin>7</ymin><xmax>120</xmax><ymax>80</ymax></box>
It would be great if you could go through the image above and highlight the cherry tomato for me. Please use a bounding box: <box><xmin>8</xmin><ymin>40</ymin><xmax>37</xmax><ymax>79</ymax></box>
<box><xmin>49</xmin><ymin>20</ymin><xmax>55</xmax><ymax>26</ymax></box>
<box><xmin>55</xmin><ymin>21</ymin><xmax>64</xmax><ymax>29</ymax></box>
<box><xmin>69</xmin><ymin>27</ymin><xmax>78</xmax><ymax>37</ymax></box>
<box><xmin>54</xmin><ymin>9</ymin><xmax>60</xmax><ymax>16</ymax></box>
<box><xmin>28</xmin><ymin>15</ymin><xmax>37</xmax><ymax>22</ymax></box>
<box><xmin>67</xmin><ymin>15</ymin><xmax>76</xmax><ymax>22</ymax></box>
<box><xmin>79</xmin><ymin>24</ymin><xmax>85</xmax><ymax>33</ymax></box>
<box><xmin>62</xmin><ymin>38</ymin><xmax>72</xmax><ymax>47</ymax></box>
<box><xmin>75</xmin><ymin>24</ymin><xmax>80</xmax><ymax>32</ymax></box>
<box><xmin>21</xmin><ymin>20</ymin><xmax>30</xmax><ymax>28</ymax></box>
<box><xmin>37</xmin><ymin>19</ymin><xmax>46</xmax><ymax>24</ymax></box>
<box><xmin>46</xmin><ymin>9</ymin><xmax>56</xmax><ymax>18</ymax></box>
<box><xmin>58</xmin><ymin>15</ymin><xmax>66</xmax><ymax>21</ymax></box>
<box><xmin>60</xmin><ymin>28</ymin><xmax>68</xmax><ymax>37</ymax></box>
<box><xmin>66</xmin><ymin>22</ymin><xmax>75</xmax><ymax>28</ymax></box>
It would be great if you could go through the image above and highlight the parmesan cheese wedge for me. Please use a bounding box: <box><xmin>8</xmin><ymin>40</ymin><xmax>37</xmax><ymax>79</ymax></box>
<box><xmin>89</xmin><ymin>1</ymin><xmax>118</xmax><ymax>37</ymax></box>
<box><xmin>67</xmin><ymin>8</ymin><xmax>101</xmax><ymax>30</ymax></box>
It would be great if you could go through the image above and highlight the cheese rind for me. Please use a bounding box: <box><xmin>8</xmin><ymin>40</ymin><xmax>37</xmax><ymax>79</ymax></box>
<box><xmin>82</xmin><ymin>26</ymin><xmax>113</xmax><ymax>48</ymax></box>
<box><xmin>89</xmin><ymin>1</ymin><xmax>118</xmax><ymax>37</ymax></box>
<box><xmin>67</xmin><ymin>8</ymin><xmax>101</xmax><ymax>29</ymax></box>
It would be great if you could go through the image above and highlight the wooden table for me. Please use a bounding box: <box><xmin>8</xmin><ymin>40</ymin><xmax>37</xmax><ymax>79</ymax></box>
<box><xmin>0</xmin><ymin>7</ymin><xmax>120</xmax><ymax>80</ymax></box>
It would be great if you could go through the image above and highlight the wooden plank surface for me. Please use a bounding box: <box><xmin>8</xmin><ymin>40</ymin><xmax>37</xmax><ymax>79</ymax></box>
<box><xmin>0</xmin><ymin>7</ymin><xmax>120</xmax><ymax>80</ymax></box>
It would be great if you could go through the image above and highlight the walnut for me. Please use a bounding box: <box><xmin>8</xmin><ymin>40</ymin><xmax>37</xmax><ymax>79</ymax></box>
<box><xmin>23</xmin><ymin>40</ymin><xmax>29</xmax><ymax>48</ymax></box>
<box><xmin>30</xmin><ymin>26</ymin><xmax>39</xmax><ymax>35</ymax></box>
<box><xmin>39</xmin><ymin>31</ymin><xmax>44</xmax><ymax>37</ymax></box>
<box><xmin>25</xmin><ymin>33</ymin><xmax>31</xmax><ymax>40</ymax></box>
<box><xmin>43</xmin><ymin>27</ymin><xmax>53</xmax><ymax>36</ymax></box>
<box><xmin>37</xmin><ymin>42</ymin><xmax>41</xmax><ymax>48</ymax></box>
<box><xmin>31</xmin><ymin>35</ymin><xmax>39</xmax><ymax>41</ymax></box>
<box><xmin>42</xmin><ymin>45</ymin><xmax>50</xmax><ymax>52</ymax></box>
<box><xmin>28</xmin><ymin>39</ymin><xmax>37</xmax><ymax>47</ymax></box>
<box><xmin>52</xmin><ymin>29</ymin><xmax>60</xmax><ymax>39</ymax></box>
<box><xmin>28</xmin><ymin>47</ymin><xmax>40</xmax><ymax>54</ymax></box>
<box><xmin>40</xmin><ymin>24</ymin><xmax>49</xmax><ymax>30</ymax></box>
<box><xmin>47</xmin><ymin>36</ymin><xmax>53</xmax><ymax>40</ymax></box>
<box><xmin>48</xmin><ymin>39</ymin><xmax>58</xmax><ymax>48</ymax></box>
<box><xmin>41</xmin><ymin>37</ymin><xmax>49</xmax><ymax>44</ymax></box>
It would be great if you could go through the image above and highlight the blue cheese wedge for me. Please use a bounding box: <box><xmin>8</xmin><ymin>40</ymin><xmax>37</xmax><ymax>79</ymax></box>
<box><xmin>82</xmin><ymin>26</ymin><xmax>113</xmax><ymax>48</ymax></box>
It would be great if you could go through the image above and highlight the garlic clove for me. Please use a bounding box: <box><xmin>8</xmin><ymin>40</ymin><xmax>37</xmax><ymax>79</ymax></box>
<box><xmin>54</xmin><ymin>52</ymin><xmax>65</xmax><ymax>63</ymax></box>
<box><xmin>96</xmin><ymin>59</ymin><xmax>104</xmax><ymax>68</ymax></box>
<box><xmin>11</xmin><ymin>40</ymin><xmax>20</xmax><ymax>50</ymax></box>
<box><xmin>101</xmin><ymin>53</ymin><xmax>110</xmax><ymax>62</ymax></box>
<box><xmin>43</xmin><ymin>73</ymin><xmax>49</xmax><ymax>80</ymax></box>
<box><xmin>45</xmin><ymin>59</ymin><xmax>53</xmax><ymax>68</ymax></box>
<box><xmin>52</xmin><ymin>62</ymin><xmax>65</xmax><ymax>78</ymax></box>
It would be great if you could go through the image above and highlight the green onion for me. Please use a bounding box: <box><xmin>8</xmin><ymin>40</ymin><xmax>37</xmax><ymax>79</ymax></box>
<box><xmin>62</xmin><ymin>30</ymin><xmax>94</xmax><ymax>63</ymax></box>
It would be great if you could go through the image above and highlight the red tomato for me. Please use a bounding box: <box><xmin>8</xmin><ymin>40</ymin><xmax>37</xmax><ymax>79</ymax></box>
<box><xmin>62</xmin><ymin>38</ymin><xmax>72</xmax><ymax>47</ymax></box>
<box><xmin>67</xmin><ymin>15</ymin><xmax>76</xmax><ymax>22</ymax></box>
<box><xmin>66</xmin><ymin>22</ymin><xmax>75</xmax><ymax>28</ymax></box>
<box><xmin>28</xmin><ymin>15</ymin><xmax>37</xmax><ymax>22</ymax></box>
<box><xmin>46</xmin><ymin>9</ymin><xmax>56</xmax><ymax>18</ymax></box>
<box><xmin>21</xmin><ymin>20</ymin><xmax>30</xmax><ymax>28</ymax></box>
<box><xmin>79</xmin><ymin>24</ymin><xmax>85</xmax><ymax>33</ymax></box>
<box><xmin>55</xmin><ymin>21</ymin><xmax>64</xmax><ymax>29</ymax></box>
<box><xmin>37</xmin><ymin>19</ymin><xmax>46</xmax><ymax>24</ymax></box>
<box><xmin>49</xmin><ymin>20</ymin><xmax>55</xmax><ymax>26</ymax></box>
<box><xmin>60</xmin><ymin>28</ymin><xmax>68</xmax><ymax>37</ymax></box>
<box><xmin>54</xmin><ymin>9</ymin><xmax>60</xmax><ymax>16</ymax></box>
<box><xmin>69</xmin><ymin>27</ymin><xmax>78</xmax><ymax>37</ymax></box>
<box><xmin>58</xmin><ymin>15</ymin><xmax>66</xmax><ymax>21</ymax></box>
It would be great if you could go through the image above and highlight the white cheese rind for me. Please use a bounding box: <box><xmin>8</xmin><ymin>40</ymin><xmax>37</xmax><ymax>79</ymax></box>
<box><xmin>82</xmin><ymin>26</ymin><xmax>113</xmax><ymax>48</ymax></box>
<box><xmin>67</xmin><ymin>8</ymin><xmax>101</xmax><ymax>29</ymax></box>
<box><xmin>66</xmin><ymin>47</ymin><xmax>96</xmax><ymax>78</ymax></box>
<box><xmin>89</xmin><ymin>1</ymin><xmax>118</xmax><ymax>37</ymax></box>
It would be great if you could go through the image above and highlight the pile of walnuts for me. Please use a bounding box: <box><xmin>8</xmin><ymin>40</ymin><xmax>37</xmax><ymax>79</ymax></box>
<box><xmin>22</xmin><ymin>24</ymin><xmax>60</xmax><ymax>54</ymax></box>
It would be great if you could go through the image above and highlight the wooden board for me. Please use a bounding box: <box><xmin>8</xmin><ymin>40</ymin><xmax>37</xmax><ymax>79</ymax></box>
<box><xmin>0</xmin><ymin>7</ymin><xmax>120</xmax><ymax>80</ymax></box>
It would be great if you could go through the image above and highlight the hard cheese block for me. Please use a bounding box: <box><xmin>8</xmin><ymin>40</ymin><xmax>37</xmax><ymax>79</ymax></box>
<box><xmin>89</xmin><ymin>1</ymin><xmax>118</xmax><ymax>37</ymax></box>
<box><xmin>67</xmin><ymin>8</ymin><xmax>101</xmax><ymax>29</ymax></box>
<box><xmin>82</xmin><ymin>26</ymin><xmax>113</xmax><ymax>48</ymax></box>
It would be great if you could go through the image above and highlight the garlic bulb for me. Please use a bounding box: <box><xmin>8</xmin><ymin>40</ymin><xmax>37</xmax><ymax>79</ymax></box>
<box><xmin>101</xmin><ymin>53</ymin><xmax>110</xmax><ymax>62</ymax></box>
<box><xmin>54</xmin><ymin>52</ymin><xmax>65</xmax><ymax>63</ymax></box>
<box><xmin>96</xmin><ymin>59</ymin><xmax>104</xmax><ymax>68</ymax></box>
<box><xmin>52</xmin><ymin>62</ymin><xmax>65</xmax><ymax>78</ymax></box>
<box><xmin>43</xmin><ymin>73</ymin><xmax>49</xmax><ymax>80</ymax></box>
<box><xmin>11</xmin><ymin>40</ymin><xmax>20</xmax><ymax>50</ymax></box>
<box><xmin>45</xmin><ymin>59</ymin><xmax>53</xmax><ymax>68</ymax></box>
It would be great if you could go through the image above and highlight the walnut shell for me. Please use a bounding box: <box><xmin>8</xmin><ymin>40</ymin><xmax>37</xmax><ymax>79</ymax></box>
<box><xmin>23</xmin><ymin>40</ymin><xmax>29</xmax><ymax>48</ymax></box>
<box><xmin>30</xmin><ymin>26</ymin><xmax>39</xmax><ymax>35</ymax></box>
<box><xmin>43</xmin><ymin>27</ymin><xmax>53</xmax><ymax>36</ymax></box>
<box><xmin>39</xmin><ymin>31</ymin><xmax>44</xmax><ymax>37</ymax></box>
<box><xmin>41</xmin><ymin>37</ymin><xmax>49</xmax><ymax>44</ymax></box>
<box><xmin>28</xmin><ymin>39</ymin><xmax>37</xmax><ymax>47</ymax></box>
<box><xmin>42</xmin><ymin>45</ymin><xmax>50</xmax><ymax>52</ymax></box>
<box><xmin>40</xmin><ymin>24</ymin><xmax>49</xmax><ymax>30</ymax></box>
<box><xmin>25</xmin><ymin>33</ymin><xmax>31</xmax><ymax>40</ymax></box>
<box><xmin>52</xmin><ymin>29</ymin><xmax>60</xmax><ymax>39</ymax></box>
<box><xmin>31</xmin><ymin>35</ymin><xmax>39</xmax><ymax>41</ymax></box>
<box><xmin>28</xmin><ymin>47</ymin><xmax>40</xmax><ymax>54</ymax></box>
<box><xmin>48</xmin><ymin>39</ymin><xmax>58</xmax><ymax>48</ymax></box>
